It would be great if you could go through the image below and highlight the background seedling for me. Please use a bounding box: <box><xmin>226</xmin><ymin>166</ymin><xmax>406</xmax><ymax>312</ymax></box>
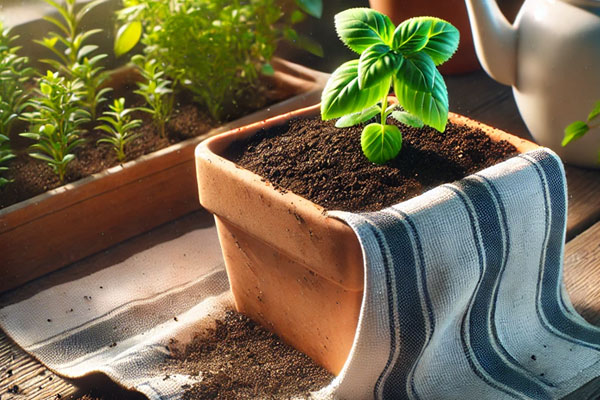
<box><xmin>37</xmin><ymin>0</ymin><xmax>110</xmax><ymax>119</ymax></box>
<box><xmin>563</xmin><ymin>100</ymin><xmax>600</xmax><ymax>163</ymax></box>
<box><xmin>0</xmin><ymin>23</ymin><xmax>34</xmax><ymax>187</ymax></box>
<box><xmin>20</xmin><ymin>71</ymin><xmax>89</xmax><ymax>182</ymax></box>
<box><xmin>97</xmin><ymin>97</ymin><xmax>142</xmax><ymax>162</ymax></box>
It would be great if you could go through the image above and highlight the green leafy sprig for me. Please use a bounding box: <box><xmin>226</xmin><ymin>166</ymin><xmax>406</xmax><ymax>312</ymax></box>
<box><xmin>563</xmin><ymin>100</ymin><xmax>600</xmax><ymax>163</ymax></box>
<box><xmin>20</xmin><ymin>71</ymin><xmax>89</xmax><ymax>182</ymax></box>
<box><xmin>114</xmin><ymin>0</ymin><xmax>323</xmax><ymax>121</ymax></box>
<box><xmin>36</xmin><ymin>0</ymin><xmax>110</xmax><ymax>119</ymax></box>
<box><xmin>321</xmin><ymin>8</ymin><xmax>459</xmax><ymax>164</ymax></box>
<box><xmin>0</xmin><ymin>24</ymin><xmax>34</xmax><ymax>187</ymax></box>
<box><xmin>97</xmin><ymin>97</ymin><xmax>141</xmax><ymax>162</ymax></box>
<box><xmin>132</xmin><ymin>54</ymin><xmax>173</xmax><ymax>139</ymax></box>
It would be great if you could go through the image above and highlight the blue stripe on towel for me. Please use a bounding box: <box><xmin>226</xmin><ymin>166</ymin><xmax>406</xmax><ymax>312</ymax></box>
<box><xmin>360</xmin><ymin>218</ymin><xmax>401</xmax><ymax>400</ymax></box>
<box><xmin>394</xmin><ymin>210</ymin><xmax>438</xmax><ymax>400</ymax></box>
<box><xmin>450</xmin><ymin>178</ymin><xmax>552</xmax><ymax>399</ymax></box>
<box><xmin>363</xmin><ymin>212</ymin><xmax>428</xmax><ymax>400</ymax></box>
<box><xmin>522</xmin><ymin>153</ymin><xmax>600</xmax><ymax>348</ymax></box>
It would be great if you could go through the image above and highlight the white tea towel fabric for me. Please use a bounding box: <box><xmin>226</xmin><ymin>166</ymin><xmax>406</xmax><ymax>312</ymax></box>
<box><xmin>324</xmin><ymin>149</ymin><xmax>600</xmax><ymax>400</ymax></box>
<box><xmin>0</xmin><ymin>212</ymin><xmax>235</xmax><ymax>399</ymax></box>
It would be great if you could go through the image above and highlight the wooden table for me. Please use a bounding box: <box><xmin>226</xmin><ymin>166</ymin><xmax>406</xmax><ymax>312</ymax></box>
<box><xmin>1</xmin><ymin>70</ymin><xmax>599</xmax><ymax>399</ymax></box>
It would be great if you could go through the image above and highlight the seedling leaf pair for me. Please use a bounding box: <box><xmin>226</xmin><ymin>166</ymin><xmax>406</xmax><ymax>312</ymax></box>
<box><xmin>563</xmin><ymin>100</ymin><xmax>600</xmax><ymax>162</ymax></box>
<box><xmin>322</xmin><ymin>8</ymin><xmax>459</xmax><ymax>164</ymax></box>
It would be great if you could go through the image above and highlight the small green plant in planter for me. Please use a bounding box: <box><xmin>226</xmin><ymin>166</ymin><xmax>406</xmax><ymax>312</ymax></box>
<box><xmin>321</xmin><ymin>8</ymin><xmax>459</xmax><ymax>164</ymax></box>
<box><xmin>20</xmin><ymin>71</ymin><xmax>89</xmax><ymax>183</ymax></box>
<box><xmin>563</xmin><ymin>100</ymin><xmax>600</xmax><ymax>162</ymax></box>
<box><xmin>115</xmin><ymin>0</ymin><xmax>323</xmax><ymax>121</ymax></box>
<box><xmin>97</xmin><ymin>97</ymin><xmax>142</xmax><ymax>162</ymax></box>
<box><xmin>37</xmin><ymin>0</ymin><xmax>110</xmax><ymax>120</ymax></box>
<box><xmin>131</xmin><ymin>54</ymin><xmax>173</xmax><ymax>139</ymax></box>
<box><xmin>0</xmin><ymin>23</ymin><xmax>34</xmax><ymax>187</ymax></box>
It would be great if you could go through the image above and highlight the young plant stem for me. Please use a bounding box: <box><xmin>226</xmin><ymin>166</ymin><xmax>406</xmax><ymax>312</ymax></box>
<box><xmin>381</xmin><ymin>95</ymin><xmax>388</xmax><ymax>125</ymax></box>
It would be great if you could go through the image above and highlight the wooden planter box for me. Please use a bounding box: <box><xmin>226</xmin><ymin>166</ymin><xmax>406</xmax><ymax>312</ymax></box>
<box><xmin>0</xmin><ymin>59</ymin><xmax>328</xmax><ymax>293</ymax></box>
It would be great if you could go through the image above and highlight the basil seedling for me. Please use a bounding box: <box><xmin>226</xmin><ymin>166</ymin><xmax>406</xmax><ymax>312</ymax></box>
<box><xmin>321</xmin><ymin>9</ymin><xmax>459</xmax><ymax>164</ymax></box>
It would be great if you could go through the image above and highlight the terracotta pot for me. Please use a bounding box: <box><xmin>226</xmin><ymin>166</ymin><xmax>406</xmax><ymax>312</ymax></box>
<box><xmin>369</xmin><ymin>0</ymin><xmax>480</xmax><ymax>75</ymax></box>
<box><xmin>0</xmin><ymin>59</ymin><xmax>329</xmax><ymax>293</ymax></box>
<box><xmin>195</xmin><ymin>103</ymin><xmax>539</xmax><ymax>374</ymax></box>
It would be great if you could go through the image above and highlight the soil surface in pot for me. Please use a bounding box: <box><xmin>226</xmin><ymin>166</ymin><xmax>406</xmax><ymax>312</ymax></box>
<box><xmin>227</xmin><ymin>116</ymin><xmax>518</xmax><ymax>212</ymax></box>
<box><xmin>163</xmin><ymin>309</ymin><xmax>333</xmax><ymax>399</ymax></box>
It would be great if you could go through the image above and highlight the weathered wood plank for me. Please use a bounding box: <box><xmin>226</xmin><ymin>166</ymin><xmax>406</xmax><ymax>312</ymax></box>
<box><xmin>564</xmin><ymin>168</ymin><xmax>600</xmax><ymax>240</ymax></box>
<box><xmin>0</xmin><ymin>330</ymin><xmax>75</xmax><ymax>399</ymax></box>
<box><xmin>564</xmin><ymin>221</ymin><xmax>600</xmax><ymax>325</ymax></box>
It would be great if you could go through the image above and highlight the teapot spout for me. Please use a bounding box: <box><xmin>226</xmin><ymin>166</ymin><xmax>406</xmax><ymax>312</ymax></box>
<box><xmin>464</xmin><ymin>0</ymin><xmax>517</xmax><ymax>87</ymax></box>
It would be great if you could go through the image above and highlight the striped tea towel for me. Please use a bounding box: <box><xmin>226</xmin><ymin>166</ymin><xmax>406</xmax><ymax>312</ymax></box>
<box><xmin>322</xmin><ymin>149</ymin><xmax>600</xmax><ymax>400</ymax></box>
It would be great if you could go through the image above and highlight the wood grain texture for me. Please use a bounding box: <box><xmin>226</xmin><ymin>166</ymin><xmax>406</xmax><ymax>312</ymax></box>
<box><xmin>564</xmin><ymin>221</ymin><xmax>600</xmax><ymax>326</ymax></box>
<box><xmin>0</xmin><ymin>330</ymin><xmax>75</xmax><ymax>399</ymax></box>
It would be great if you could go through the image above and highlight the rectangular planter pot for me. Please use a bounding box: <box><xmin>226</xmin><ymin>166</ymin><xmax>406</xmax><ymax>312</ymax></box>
<box><xmin>195</xmin><ymin>103</ymin><xmax>540</xmax><ymax>374</ymax></box>
<box><xmin>0</xmin><ymin>59</ymin><xmax>329</xmax><ymax>293</ymax></box>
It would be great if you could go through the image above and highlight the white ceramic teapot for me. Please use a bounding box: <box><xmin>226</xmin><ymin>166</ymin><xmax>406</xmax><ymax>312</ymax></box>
<box><xmin>464</xmin><ymin>0</ymin><xmax>600</xmax><ymax>168</ymax></box>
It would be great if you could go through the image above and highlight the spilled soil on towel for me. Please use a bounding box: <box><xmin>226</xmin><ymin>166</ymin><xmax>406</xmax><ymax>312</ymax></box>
<box><xmin>163</xmin><ymin>310</ymin><xmax>333</xmax><ymax>399</ymax></box>
<box><xmin>226</xmin><ymin>116</ymin><xmax>518</xmax><ymax>212</ymax></box>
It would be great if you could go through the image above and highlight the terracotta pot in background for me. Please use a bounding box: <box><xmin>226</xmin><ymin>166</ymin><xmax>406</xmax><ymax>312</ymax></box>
<box><xmin>369</xmin><ymin>0</ymin><xmax>523</xmax><ymax>75</ymax></box>
<box><xmin>195</xmin><ymin>103</ymin><xmax>539</xmax><ymax>374</ymax></box>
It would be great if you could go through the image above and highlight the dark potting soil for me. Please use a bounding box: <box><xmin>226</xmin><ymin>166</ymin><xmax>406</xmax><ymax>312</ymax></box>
<box><xmin>163</xmin><ymin>310</ymin><xmax>333</xmax><ymax>400</ymax></box>
<box><xmin>227</xmin><ymin>116</ymin><xmax>518</xmax><ymax>212</ymax></box>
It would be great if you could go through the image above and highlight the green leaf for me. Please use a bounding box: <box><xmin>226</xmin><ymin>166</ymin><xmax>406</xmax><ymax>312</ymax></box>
<box><xmin>392</xmin><ymin>17</ymin><xmax>432</xmax><ymax>53</ymax></box>
<box><xmin>392</xmin><ymin>17</ymin><xmax>459</xmax><ymax>65</ymax></box>
<box><xmin>296</xmin><ymin>34</ymin><xmax>324</xmax><ymax>57</ymax></box>
<box><xmin>421</xmin><ymin>18</ymin><xmax>460</xmax><ymax>66</ymax></box>
<box><xmin>295</xmin><ymin>0</ymin><xmax>322</xmax><ymax>18</ymax></box>
<box><xmin>392</xmin><ymin>111</ymin><xmax>424</xmax><ymax>128</ymax></box>
<box><xmin>291</xmin><ymin>10</ymin><xmax>306</xmax><ymax>24</ymax></box>
<box><xmin>358</xmin><ymin>44</ymin><xmax>402</xmax><ymax>89</ymax></box>
<box><xmin>587</xmin><ymin>100</ymin><xmax>600</xmax><ymax>122</ymax></box>
<box><xmin>395</xmin><ymin>52</ymin><xmax>436</xmax><ymax>92</ymax></box>
<box><xmin>334</xmin><ymin>8</ymin><xmax>395</xmax><ymax>54</ymax></box>
<box><xmin>361</xmin><ymin>123</ymin><xmax>402</xmax><ymax>164</ymax></box>
<box><xmin>394</xmin><ymin>67</ymin><xmax>448</xmax><ymax>132</ymax></box>
<box><xmin>114</xmin><ymin>21</ymin><xmax>142</xmax><ymax>57</ymax></box>
<box><xmin>321</xmin><ymin>59</ymin><xmax>390</xmax><ymax>120</ymax></box>
<box><xmin>29</xmin><ymin>152</ymin><xmax>56</xmax><ymax>163</ymax></box>
<box><xmin>77</xmin><ymin>44</ymin><xmax>98</xmax><ymax>60</ymax></box>
<box><xmin>261</xmin><ymin>63</ymin><xmax>275</xmax><ymax>76</ymax></box>
<box><xmin>562</xmin><ymin>121</ymin><xmax>589</xmax><ymax>146</ymax></box>
<box><xmin>335</xmin><ymin>105</ymin><xmax>380</xmax><ymax>128</ymax></box>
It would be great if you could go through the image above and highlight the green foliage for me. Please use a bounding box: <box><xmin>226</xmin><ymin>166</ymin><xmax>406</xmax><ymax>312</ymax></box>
<box><xmin>36</xmin><ymin>0</ymin><xmax>110</xmax><ymax>119</ymax></box>
<box><xmin>115</xmin><ymin>0</ymin><xmax>323</xmax><ymax>121</ymax></box>
<box><xmin>20</xmin><ymin>71</ymin><xmax>89</xmax><ymax>182</ymax></box>
<box><xmin>322</xmin><ymin>8</ymin><xmax>459</xmax><ymax>164</ymax></box>
<box><xmin>563</xmin><ymin>100</ymin><xmax>600</xmax><ymax>162</ymax></box>
<box><xmin>132</xmin><ymin>54</ymin><xmax>173</xmax><ymax>138</ymax></box>
<box><xmin>97</xmin><ymin>97</ymin><xmax>141</xmax><ymax>162</ymax></box>
<box><xmin>0</xmin><ymin>23</ymin><xmax>34</xmax><ymax>187</ymax></box>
